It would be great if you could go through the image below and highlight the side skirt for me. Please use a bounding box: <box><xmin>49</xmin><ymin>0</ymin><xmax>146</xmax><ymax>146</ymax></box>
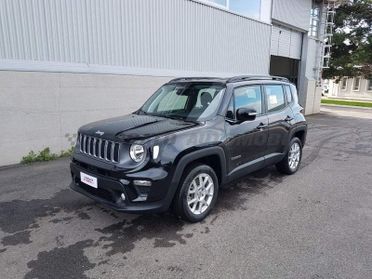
<box><xmin>222</xmin><ymin>152</ymin><xmax>285</xmax><ymax>186</ymax></box>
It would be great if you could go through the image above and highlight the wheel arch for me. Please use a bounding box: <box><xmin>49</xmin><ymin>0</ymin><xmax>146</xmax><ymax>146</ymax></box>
<box><xmin>171</xmin><ymin>147</ymin><xmax>227</xmax><ymax>187</ymax></box>
<box><xmin>290</xmin><ymin>125</ymin><xmax>307</xmax><ymax>146</ymax></box>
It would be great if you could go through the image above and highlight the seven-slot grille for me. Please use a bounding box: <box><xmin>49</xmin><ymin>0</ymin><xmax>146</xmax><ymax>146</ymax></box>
<box><xmin>79</xmin><ymin>134</ymin><xmax>120</xmax><ymax>163</ymax></box>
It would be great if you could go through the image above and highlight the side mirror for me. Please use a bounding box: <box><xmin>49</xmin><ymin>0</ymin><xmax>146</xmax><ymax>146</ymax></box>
<box><xmin>236</xmin><ymin>108</ymin><xmax>257</xmax><ymax>122</ymax></box>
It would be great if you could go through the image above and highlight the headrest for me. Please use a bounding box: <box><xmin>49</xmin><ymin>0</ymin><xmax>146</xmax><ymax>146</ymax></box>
<box><xmin>200</xmin><ymin>92</ymin><xmax>212</xmax><ymax>107</ymax></box>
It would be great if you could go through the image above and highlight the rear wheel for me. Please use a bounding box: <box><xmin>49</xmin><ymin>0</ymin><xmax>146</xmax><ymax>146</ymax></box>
<box><xmin>174</xmin><ymin>164</ymin><xmax>218</xmax><ymax>222</ymax></box>
<box><xmin>276</xmin><ymin>137</ymin><xmax>302</xmax><ymax>175</ymax></box>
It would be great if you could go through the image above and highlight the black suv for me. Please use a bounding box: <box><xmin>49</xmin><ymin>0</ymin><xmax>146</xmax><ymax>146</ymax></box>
<box><xmin>70</xmin><ymin>76</ymin><xmax>307</xmax><ymax>222</ymax></box>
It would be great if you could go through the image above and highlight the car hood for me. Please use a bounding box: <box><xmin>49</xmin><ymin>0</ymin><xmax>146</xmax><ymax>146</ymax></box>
<box><xmin>79</xmin><ymin>113</ymin><xmax>198</xmax><ymax>141</ymax></box>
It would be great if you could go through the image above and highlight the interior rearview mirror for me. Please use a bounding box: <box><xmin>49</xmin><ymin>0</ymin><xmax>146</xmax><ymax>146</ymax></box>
<box><xmin>236</xmin><ymin>108</ymin><xmax>257</xmax><ymax>122</ymax></box>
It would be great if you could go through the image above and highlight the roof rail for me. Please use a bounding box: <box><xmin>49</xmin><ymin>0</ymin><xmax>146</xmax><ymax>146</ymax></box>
<box><xmin>168</xmin><ymin>77</ymin><xmax>226</xmax><ymax>83</ymax></box>
<box><xmin>227</xmin><ymin>75</ymin><xmax>289</xmax><ymax>83</ymax></box>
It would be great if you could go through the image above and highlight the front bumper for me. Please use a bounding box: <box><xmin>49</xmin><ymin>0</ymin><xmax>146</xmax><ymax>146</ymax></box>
<box><xmin>69</xmin><ymin>159</ymin><xmax>175</xmax><ymax>213</ymax></box>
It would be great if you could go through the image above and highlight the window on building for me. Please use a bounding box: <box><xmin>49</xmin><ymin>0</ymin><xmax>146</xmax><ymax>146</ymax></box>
<box><xmin>367</xmin><ymin>79</ymin><xmax>372</xmax><ymax>91</ymax></box>
<box><xmin>204</xmin><ymin>0</ymin><xmax>261</xmax><ymax>20</ymax></box>
<box><xmin>309</xmin><ymin>4</ymin><xmax>320</xmax><ymax>37</ymax></box>
<box><xmin>265</xmin><ymin>85</ymin><xmax>286</xmax><ymax>113</ymax></box>
<box><xmin>229</xmin><ymin>0</ymin><xmax>261</xmax><ymax>19</ymax></box>
<box><xmin>341</xmin><ymin>77</ymin><xmax>347</xmax><ymax>90</ymax></box>
<box><xmin>353</xmin><ymin>77</ymin><xmax>361</xmax><ymax>91</ymax></box>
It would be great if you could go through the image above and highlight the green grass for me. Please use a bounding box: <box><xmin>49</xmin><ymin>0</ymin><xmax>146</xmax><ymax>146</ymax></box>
<box><xmin>21</xmin><ymin>146</ymin><xmax>74</xmax><ymax>164</ymax></box>
<box><xmin>321</xmin><ymin>98</ymin><xmax>372</xmax><ymax>108</ymax></box>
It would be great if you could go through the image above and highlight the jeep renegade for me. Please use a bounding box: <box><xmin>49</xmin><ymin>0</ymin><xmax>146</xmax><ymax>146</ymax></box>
<box><xmin>70</xmin><ymin>76</ymin><xmax>307</xmax><ymax>222</ymax></box>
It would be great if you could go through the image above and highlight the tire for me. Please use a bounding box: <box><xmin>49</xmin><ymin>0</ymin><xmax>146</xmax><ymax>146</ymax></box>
<box><xmin>276</xmin><ymin>137</ymin><xmax>303</xmax><ymax>175</ymax></box>
<box><xmin>174</xmin><ymin>164</ymin><xmax>219</xmax><ymax>222</ymax></box>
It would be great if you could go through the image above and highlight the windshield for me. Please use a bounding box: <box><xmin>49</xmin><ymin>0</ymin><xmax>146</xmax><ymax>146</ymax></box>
<box><xmin>139</xmin><ymin>83</ymin><xmax>226</xmax><ymax>121</ymax></box>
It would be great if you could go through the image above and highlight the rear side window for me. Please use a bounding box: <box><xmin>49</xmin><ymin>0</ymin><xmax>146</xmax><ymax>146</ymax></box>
<box><xmin>284</xmin><ymin>85</ymin><xmax>293</xmax><ymax>103</ymax></box>
<box><xmin>264</xmin><ymin>85</ymin><xmax>286</xmax><ymax>113</ymax></box>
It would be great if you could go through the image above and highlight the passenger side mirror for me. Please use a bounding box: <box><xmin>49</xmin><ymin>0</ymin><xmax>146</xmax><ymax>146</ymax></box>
<box><xmin>236</xmin><ymin>108</ymin><xmax>257</xmax><ymax>122</ymax></box>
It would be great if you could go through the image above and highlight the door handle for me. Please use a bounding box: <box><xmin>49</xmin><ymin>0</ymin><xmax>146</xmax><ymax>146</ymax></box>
<box><xmin>256</xmin><ymin>122</ymin><xmax>267</xmax><ymax>130</ymax></box>
<box><xmin>285</xmin><ymin>115</ymin><xmax>294</xmax><ymax>122</ymax></box>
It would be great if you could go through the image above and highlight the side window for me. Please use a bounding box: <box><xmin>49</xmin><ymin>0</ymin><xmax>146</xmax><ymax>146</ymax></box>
<box><xmin>284</xmin><ymin>85</ymin><xmax>293</xmax><ymax>104</ymax></box>
<box><xmin>265</xmin><ymin>85</ymin><xmax>286</xmax><ymax>113</ymax></box>
<box><xmin>234</xmin><ymin>85</ymin><xmax>262</xmax><ymax>114</ymax></box>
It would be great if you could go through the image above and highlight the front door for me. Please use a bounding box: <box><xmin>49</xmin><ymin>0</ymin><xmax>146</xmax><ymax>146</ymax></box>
<box><xmin>225</xmin><ymin>85</ymin><xmax>269</xmax><ymax>174</ymax></box>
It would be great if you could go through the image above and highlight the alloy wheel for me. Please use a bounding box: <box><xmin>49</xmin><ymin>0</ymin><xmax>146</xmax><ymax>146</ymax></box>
<box><xmin>186</xmin><ymin>173</ymin><xmax>214</xmax><ymax>215</ymax></box>
<box><xmin>288</xmin><ymin>142</ymin><xmax>301</xmax><ymax>170</ymax></box>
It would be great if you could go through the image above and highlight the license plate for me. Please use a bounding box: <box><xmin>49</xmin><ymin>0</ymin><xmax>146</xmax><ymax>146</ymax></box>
<box><xmin>80</xmin><ymin>172</ymin><xmax>98</xmax><ymax>188</ymax></box>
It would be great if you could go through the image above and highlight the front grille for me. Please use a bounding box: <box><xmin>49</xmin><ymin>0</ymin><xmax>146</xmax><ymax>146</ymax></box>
<box><xmin>79</xmin><ymin>134</ymin><xmax>120</xmax><ymax>163</ymax></box>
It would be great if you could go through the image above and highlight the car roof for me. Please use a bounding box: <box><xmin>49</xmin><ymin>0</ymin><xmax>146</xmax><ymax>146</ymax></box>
<box><xmin>167</xmin><ymin>75</ymin><xmax>290</xmax><ymax>85</ymax></box>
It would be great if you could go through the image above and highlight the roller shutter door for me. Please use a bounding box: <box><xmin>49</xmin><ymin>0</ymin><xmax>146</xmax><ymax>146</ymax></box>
<box><xmin>271</xmin><ymin>25</ymin><xmax>303</xmax><ymax>60</ymax></box>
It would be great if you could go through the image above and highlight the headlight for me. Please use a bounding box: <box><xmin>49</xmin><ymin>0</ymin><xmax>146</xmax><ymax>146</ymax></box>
<box><xmin>129</xmin><ymin>144</ymin><xmax>145</xmax><ymax>162</ymax></box>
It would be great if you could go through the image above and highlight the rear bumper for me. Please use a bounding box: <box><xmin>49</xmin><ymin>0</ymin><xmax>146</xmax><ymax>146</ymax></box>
<box><xmin>69</xmin><ymin>160</ymin><xmax>175</xmax><ymax>213</ymax></box>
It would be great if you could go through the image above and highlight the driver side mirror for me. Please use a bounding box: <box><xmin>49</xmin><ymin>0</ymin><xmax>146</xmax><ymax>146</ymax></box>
<box><xmin>236</xmin><ymin>108</ymin><xmax>257</xmax><ymax>122</ymax></box>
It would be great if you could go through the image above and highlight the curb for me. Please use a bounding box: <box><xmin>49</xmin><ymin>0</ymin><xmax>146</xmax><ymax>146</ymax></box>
<box><xmin>321</xmin><ymin>104</ymin><xmax>372</xmax><ymax>111</ymax></box>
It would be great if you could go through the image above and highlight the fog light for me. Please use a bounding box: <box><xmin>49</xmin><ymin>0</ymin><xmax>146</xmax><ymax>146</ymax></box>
<box><xmin>121</xmin><ymin>193</ymin><xmax>126</xmax><ymax>200</ymax></box>
<box><xmin>133</xmin><ymin>180</ymin><xmax>152</xmax><ymax>187</ymax></box>
<box><xmin>133</xmin><ymin>194</ymin><xmax>148</xmax><ymax>202</ymax></box>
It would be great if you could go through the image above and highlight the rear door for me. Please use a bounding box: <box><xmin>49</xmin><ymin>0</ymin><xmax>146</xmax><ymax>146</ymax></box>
<box><xmin>264</xmin><ymin>84</ymin><xmax>295</xmax><ymax>156</ymax></box>
<box><xmin>225</xmin><ymin>85</ymin><xmax>269</xmax><ymax>174</ymax></box>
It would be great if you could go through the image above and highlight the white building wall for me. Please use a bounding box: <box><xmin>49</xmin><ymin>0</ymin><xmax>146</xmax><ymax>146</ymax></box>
<box><xmin>0</xmin><ymin>0</ymin><xmax>320</xmax><ymax>166</ymax></box>
<box><xmin>272</xmin><ymin>0</ymin><xmax>312</xmax><ymax>31</ymax></box>
<box><xmin>298</xmin><ymin>37</ymin><xmax>323</xmax><ymax>114</ymax></box>
<box><xmin>0</xmin><ymin>0</ymin><xmax>275</xmax><ymax>166</ymax></box>
<box><xmin>0</xmin><ymin>71</ymin><xmax>171</xmax><ymax>166</ymax></box>
<box><xmin>260</xmin><ymin>0</ymin><xmax>273</xmax><ymax>23</ymax></box>
<box><xmin>0</xmin><ymin>0</ymin><xmax>271</xmax><ymax>76</ymax></box>
<box><xmin>329</xmin><ymin>78</ymin><xmax>372</xmax><ymax>100</ymax></box>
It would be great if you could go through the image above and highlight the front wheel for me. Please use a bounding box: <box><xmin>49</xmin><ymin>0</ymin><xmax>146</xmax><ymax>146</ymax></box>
<box><xmin>174</xmin><ymin>164</ymin><xmax>219</xmax><ymax>222</ymax></box>
<box><xmin>276</xmin><ymin>137</ymin><xmax>303</xmax><ymax>175</ymax></box>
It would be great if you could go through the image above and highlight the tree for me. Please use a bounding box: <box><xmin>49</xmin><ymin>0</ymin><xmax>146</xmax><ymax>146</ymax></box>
<box><xmin>323</xmin><ymin>0</ymin><xmax>372</xmax><ymax>80</ymax></box>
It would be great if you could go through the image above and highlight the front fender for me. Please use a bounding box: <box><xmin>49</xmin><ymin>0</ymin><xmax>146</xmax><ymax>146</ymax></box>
<box><xmin>171</xmin><ymin>146</ymin><xmax>227</xmax><ymax>186</ymax></box>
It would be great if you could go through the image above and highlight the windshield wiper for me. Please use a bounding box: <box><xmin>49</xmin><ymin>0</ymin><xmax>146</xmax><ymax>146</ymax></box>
<box><xmin>164</xmin><ymin>115</ymin><xmax>199</xmax><ymax>123</ymax></box>
<box><xmin>138</xmin><ymin>111</ymin><xmax>197</xmax><ymax>123</ymax></box>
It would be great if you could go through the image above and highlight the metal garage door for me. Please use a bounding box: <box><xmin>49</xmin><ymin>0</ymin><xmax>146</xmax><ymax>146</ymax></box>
<box><xmin>270</xmin><ymin>25</ymin><xmax>303</xmax><ymax>60</ymax></box>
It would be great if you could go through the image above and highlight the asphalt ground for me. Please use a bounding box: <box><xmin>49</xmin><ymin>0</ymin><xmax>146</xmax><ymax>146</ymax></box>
<box><xmin>0</xmin><ymin>105</ymin><xmax>371</xmax><ymax>279</ymax></box>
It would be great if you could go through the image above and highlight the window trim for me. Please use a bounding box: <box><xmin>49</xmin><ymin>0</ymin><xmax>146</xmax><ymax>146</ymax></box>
<box><xmin>352</xmin><ymin>77</ymin><xmax>361</xmax><ymax>91</ymax></box>
<box><xmin>197</xmin><ymin>0</ymin><xmax>227</xmax><ymax>10</ymax></box>
<box><xmin>341</xmin><ymin>77</ymin><xmax>348</xmax><ymax>91</ymax></box>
